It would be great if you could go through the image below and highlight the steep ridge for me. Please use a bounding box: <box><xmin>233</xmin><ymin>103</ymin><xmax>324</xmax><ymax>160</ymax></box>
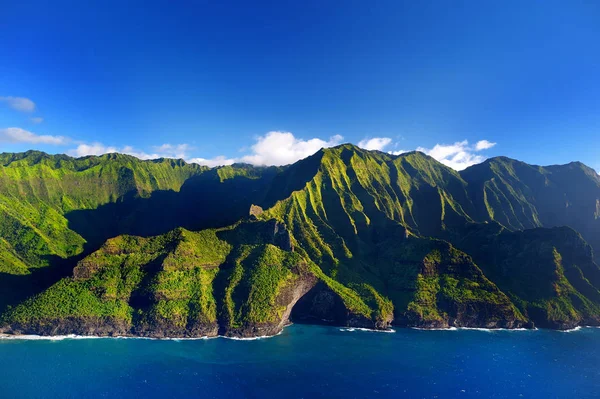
<box><xmin>256</xmin><ymin>145</ymin><xmax>525</xmax><ymax>328</ymax></box>
<box><xmin>454</xmin><ymin>223</ymin><xmax>600</xmax><ymax>329</ymax></box>
<box><xmin>1</xmin><ymin>145</ymin><xmax>600</xmax><ymax>335</ymax></box>
<box><xmin>0</xmin><ymin>151</ymin><xmax>282</xmax><ymax>315</ymax></box>
<box><xmin>0</xmin><ymin>151</ymin><xmax>206</xmax><ymax>273</ymax></box>
<box><xmin>260</xmin><ymin>145</ymin><xmax>476</xmax><ymax>250</ymax></box>
<box><xmin>0</xmin><ymin>220</ymin><xmax>393</xmax><ymax>337</ymax></box>
<box><xmin>460</xmin><ymin>156</ymin><xmax>600</xmax><ymax>252</ymax></box>
<box><xmin>0</xmin><ymin>151</ymin><xmax>287</xmax><ymax>276</ymax></box>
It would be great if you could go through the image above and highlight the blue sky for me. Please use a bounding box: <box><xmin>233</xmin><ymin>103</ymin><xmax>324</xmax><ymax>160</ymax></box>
<box><xmin>1</xmin><ymin>0</ymin><xmax>599</xmax><ymax>171</ymax></box>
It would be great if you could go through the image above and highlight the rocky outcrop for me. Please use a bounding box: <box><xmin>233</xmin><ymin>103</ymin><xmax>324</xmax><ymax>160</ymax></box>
<box><xmin>0</xmin><ymin>317</ymin><xmax>221</xmax><ymax>339</ymax></box>
<box><xmin>72</xmin><ymin>259</ymin><xmax>101</xmax><ymax>280</ymax></box>
<box><xmin>290</xmin><ymin>282</ymin><xmax>393</xmax><ymax>330</ymax></box>
<box><xmin>222</xmin><ymin>271</ymin><xmax>319</xmax><ymax>338</ymax></box>
<box><xmin>225</xmin><ymin>219</ymin><xmax>294</xmax><ymax>251</ymax></box>
<box><xmin>397</xmin><ymin>304</ymin><xmax>532</xmax><ymax>330</ymax></box>
<box><xmin>248</xmin><ymin>204</ymin><xmax>264</xmax><ymax>219</ymax></box>
<box><xmin>445</xmin><ymin>301</ymin><xmax>531</xmax><ymax>329</ymax></box>
<box><xmin>0</xmin><ymin>317</ymin><xmax>131</xmax><ymax>337</ymax></box>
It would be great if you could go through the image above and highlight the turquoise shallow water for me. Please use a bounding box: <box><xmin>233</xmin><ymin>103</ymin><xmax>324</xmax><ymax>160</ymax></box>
<box><xmin>1</xmin><ymin>325</ymin><xmax>598</xmax><ymax>398</ymax></box>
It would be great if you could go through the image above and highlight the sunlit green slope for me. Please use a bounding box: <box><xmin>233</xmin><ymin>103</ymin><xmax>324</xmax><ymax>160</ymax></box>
<box><xmin>1</xmin><ymin>145</ymin><xmax>599</xmax><ymax>334</ymax></box>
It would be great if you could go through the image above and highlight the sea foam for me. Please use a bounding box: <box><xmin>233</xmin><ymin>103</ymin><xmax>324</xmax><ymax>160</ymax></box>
<box><xmin>558</xmin><ymin>326</ymin><xmax>582</xmax><ymax>333</ymax></box>
<box><xmin>0</xmin><ymin>329</ymin><xmax>284</xmax><ymax>341</ymax></box>
<box><xmin>339</xmin><ymin>327</ymin><xmax>396</xmax><ymax>333</ymax></box>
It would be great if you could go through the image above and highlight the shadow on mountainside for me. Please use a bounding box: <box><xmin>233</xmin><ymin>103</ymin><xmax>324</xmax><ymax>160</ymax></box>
<box><xmin>0</xmin><ymin>172</ymin><xmax>271</xmax><ymax>315</ymax></box>
<box><xmin>64</xmin><ymin>154</ymin><xmax>324</xmax><ymax>252</ymax></box>
<box><xmin>0</xmin><ymin>165</ymin><xmax>320</xmax><ymax>315</ymax></box>
<box><xmin>0</xmin><ymin>254</ymin><xmax>86</xmax><ymax>314</ymax></box>
<box><xmin>65</xmin><ymin>172</ymin><xmax>278</xmax><ymax>251</ymax></box>
<box><xmin>0</xmin><ymin>151</ymin><xmax>342</xmax><ymax>319</ymax></box>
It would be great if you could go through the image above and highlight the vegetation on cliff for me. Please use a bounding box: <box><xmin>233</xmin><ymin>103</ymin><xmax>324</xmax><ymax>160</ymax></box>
<box><xmin>1</xmin><ymin>145</ymin><xmax>599</xmax><ymax>335</ymax></box>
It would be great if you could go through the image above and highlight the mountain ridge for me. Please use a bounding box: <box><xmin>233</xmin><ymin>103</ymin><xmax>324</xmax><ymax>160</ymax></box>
<box><xmin>6</xmin><ymin>145</ymin><xmax>599</xmax><ymax>172</ymax></box>
<box><xmin>1</xmin><ymin>145</ymin><xmax>599</xmax><ymax>337</ymax></box>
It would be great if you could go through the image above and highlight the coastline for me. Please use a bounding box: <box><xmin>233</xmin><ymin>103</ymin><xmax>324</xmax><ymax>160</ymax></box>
<box><xmin>0</xmin><ymin>331</ymin><xmax>281</xmax><ymax>341</ymax></box>
<box><xmin>3</xmin><ymin>324</ymin><xmax>598</xmax><ymax>341</ymax></box>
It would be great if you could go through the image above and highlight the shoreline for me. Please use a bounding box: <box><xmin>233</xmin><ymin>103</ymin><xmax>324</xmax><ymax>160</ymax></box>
<box><xmin>2</xmin><ymin>325</ymin><xmax>597</xmax><ymax>341</ymax></box>
<box><xmin>0</xmin><ymin>332</ymin><xmax>281</xmax><ymax>341</ymax></box>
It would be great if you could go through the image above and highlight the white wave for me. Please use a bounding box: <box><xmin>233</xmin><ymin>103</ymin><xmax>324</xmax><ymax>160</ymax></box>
<box><xmin>168</xmin><ymin>336</ymin><xmax>219</xmax><ymax>341</ymax></box>
<box><xmin>558</xmin><ymin>326</ymin><xmax>582</xmax><ymax>333</ymax></box>
<box><xmin>410</xmin><ymin>326</ymin><xmax>534</xmax><ymax>332</ymax></box>
<box><xmin>220</xmin><ymin>335</ymin><xmax>271</xmax><ymax>341</ymax></box>
<box><xmin>410</xmin><ymin>327</ymin><xmax>458</xmax><ymax>331</ymax></box>
<box><xmin>338</xmin><ymin>327</ymin><xmax>396</xmax><ymax>333</ymax></box>
<box><xmin>221</xmin><ymin>329</ymin><xmax>285</xmax><ymax>340</ymax></box>
<box><xmin>0</xmin><ymin>333</ymin><xmax>226</xmax><ymax>341</ymax></box>
<box><xmin>0</xmin><ymin>334</ymin><xmax>104</xmax><ymax>341</ymax></box>
<box><xmin>0</xmin><ymin>333</ymin><xmax>286</xmax><ymax>341</ymax></box>
<box><xmin>456</xmin><ymin>327</ymin><xmax>533</xmax><ymax>332</ymax></box>
<box><xmin>0</xmin><ymin>326</ymin><xmax>291</xmax><ymax>341</ymax></box>
<box><xmin>455</xmin><ymin>327</ymin><xmax>494</xmax><ymax>332</ymax></box>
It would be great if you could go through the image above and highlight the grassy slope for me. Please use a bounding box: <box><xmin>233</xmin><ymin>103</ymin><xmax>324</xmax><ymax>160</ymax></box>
<box><xmin>2</xmin><ymin>221</ymin><xmax>326</xmax><ymax>333</ymax></box>
<box><xmin>454</xmin><ymin>223</ymin><xmax>600</xmax><ymax>327</ymax></box>
<box><xmin>0</xmin><ymin>151</ymin><xmax>207</xmax><ymax>273</ymax></box>
<box><xmin>258</xmin><ymin>146</ymin><xmax>523</xmax><ymax>325</ymax></box>
<box><xmin>460</xmin><ymin>156</ymin><xmax>600</xmax><ymax>252</ymax></box>
<box><xmin>1</xmin><ymin>229</ymin><xmax>230</xmax><ymax>327</ymax></box>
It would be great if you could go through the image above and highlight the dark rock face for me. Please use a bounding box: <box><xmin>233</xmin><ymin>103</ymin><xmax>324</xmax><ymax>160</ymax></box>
<box><xmin>396</xmin><ymin>305</ymin><xmax>531</xmax><ymax>330</ymax></box>
<box><xmin>290</xmin><ymin>282</ymin><xmax>393</xmax><ymax>330</ymax></box>
<box><xmin>221</xmin><ymin>271</ymin><xmax>319</xmax><ymax>338</ymax></box>
<box><xmin>445</xmin><ymin>301</ymin><xmax>529</xmax><ymax>329</ymax></box>
<box><xmin>272</xmin><ymin>221</ymin><xmax>294</xmax><ymax>252</ymax></box>
<box><xmin>221</xmin><ymin>219</ymin><xmax>293</xmax><ymax>252</ymax></box>
<box><xmin>0</xmin><ymin>316</ymin><xmax>221</xmax><ymax>339</ymax></box>
<box><xmin>0</xmin><ymin>317</ymin><xmax>131</xmax><ymax>337</ymax></box>
<box><xmin>397</xmin><ymin>297</ymin><xmax>532</xmax><ymax>330</ymax></box>
<box><xmin>132</xmin><ymin>319</ymin><xmax>220</xmax><ymax>339</ymax></box>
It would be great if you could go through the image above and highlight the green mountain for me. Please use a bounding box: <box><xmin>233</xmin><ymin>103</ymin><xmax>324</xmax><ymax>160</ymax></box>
<box><xmin>460</xmin><ymin>156</ymin><xmax>600</xmax><ymax>253</ymax></box>
<box><xmin>1</xmin><ymin>145</ymin><xmax>599</xmax><ymax>337</ymax></box>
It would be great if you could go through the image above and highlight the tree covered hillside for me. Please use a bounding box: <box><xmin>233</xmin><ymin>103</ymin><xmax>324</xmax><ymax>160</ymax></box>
<box><xmin>1</xmin><ymin>145</ymin><xmax>599</xmax><ymax>336</ymax></box>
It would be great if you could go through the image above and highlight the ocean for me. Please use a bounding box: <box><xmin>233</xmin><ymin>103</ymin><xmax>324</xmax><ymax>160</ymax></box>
<box><xmin>1</xmin><ymin>325</ymin><xmax>598</xmax><ymax>398</ymax></box>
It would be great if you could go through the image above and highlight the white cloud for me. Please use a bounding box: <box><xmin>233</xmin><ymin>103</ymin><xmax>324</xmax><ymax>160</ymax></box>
<box><xmin>188</xmin><ymin>156</ymin><xmax>237</xmax><ymax>168</ymax></box>
<box><xmin>30</xmin><ymin>117</ymin><xmax>44</xmax><ymax>124</ymax></box>
<box><xmin>120</xmin><ymin>146</ymin><xmax>163</xmax><ymax>160</ymax></box>
<box><xmin>0</xmin><ymin>127</ymin><xmax>68</xmax><ymax>145</ymax></box>
<box><xmin>152</xmin><ymin>143</ymin><xmax>193</xmax><ymax>159</ymax></box>
<box><xmin>475</xmin><ymin>140</ymin><xmax>496</xmax><ymax>150</ymax></box>
<box><xmin>238</xmin><ymin>131</ymin><xmax>343</xmax><ymax>166</ymax></box>
<box><xmin>67</xmin><ymin>142</ymin><xmax>185</xmax><ymax>160</ymax></box>
<box><xmin>416</xmin><ymin>140</ymin><xmax>495</xmax><ymax>170</ymax></box>
<box><xmin>67</xmin><ymin>142</ymin><xmax>119</xmax><ymax>157</ymax></box>
<box><xmin>0</xmin><ymin>96</ymin><xmax>36</xmax><ymax>112</ymax></box>
<box><xmin>358</xmin><ymin>137</ymin><xmax>392</xmax><ymax>151</ymax></box>
<box><xmin>183</xmin><ymin>131</ymin><xmax>344</xmax><ymax>167</ymax></box>
<box><xmin>62</xmin><ymin>130</ymin><xmax>494</xmax><ymax>171</ymax></box>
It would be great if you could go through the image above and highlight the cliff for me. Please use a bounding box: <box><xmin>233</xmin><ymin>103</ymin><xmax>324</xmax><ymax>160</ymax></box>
<box><xmin>1</xmin><ymin>145</ymin><xmax>600</xmax><ymax>336</ymax></box>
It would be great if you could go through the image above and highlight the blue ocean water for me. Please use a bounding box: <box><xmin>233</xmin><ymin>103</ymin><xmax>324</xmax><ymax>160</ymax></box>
<box><xmin>1</xmin><ymin>325</ymin><xmax>598</xmax><ymax>398</ymax></box>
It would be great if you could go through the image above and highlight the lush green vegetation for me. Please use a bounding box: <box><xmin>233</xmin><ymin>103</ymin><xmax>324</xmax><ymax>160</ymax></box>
<box><xmin>1</xmin><ymin>145</ymin><xmax>600</xmax><ymax>334</ymax></box>
<box><xmin>454</xmin><ymin>224</ymin><xmax>600</xmax><ymax>327</ymax></box>
<box><xmin>0</xmin><ymin>151</ymin><xmax>207</xmax><ymax>273</ymax></box>
<box><xmin>1</xmin><ymin>228</ymin><xmax>230</xmax><ymax>329</ymax></box>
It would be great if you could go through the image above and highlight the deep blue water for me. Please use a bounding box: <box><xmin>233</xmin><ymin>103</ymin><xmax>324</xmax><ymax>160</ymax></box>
<box><xmin>1</xmin><ymin>325</ymin><xmax>599</xmax><ymax>398</ymax></box>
